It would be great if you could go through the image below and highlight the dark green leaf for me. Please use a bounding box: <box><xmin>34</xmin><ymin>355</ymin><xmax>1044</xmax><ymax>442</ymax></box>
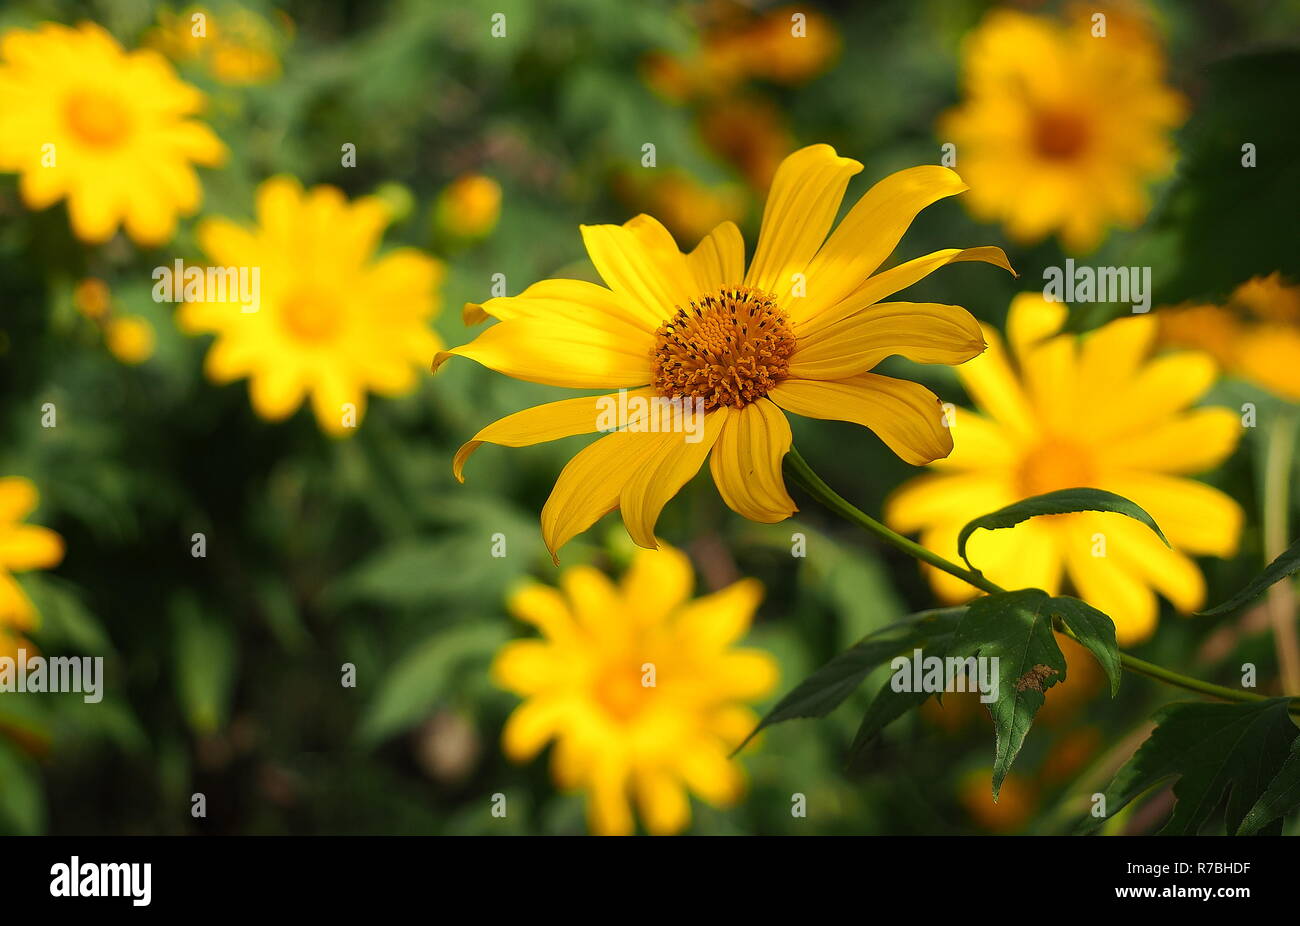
<box><xmin>734</xmin><ymin>607</ymin><xmax>964</xmax><ymax>755</ymax></box>
<box><xmin>951</xmin><ymin>589</ymin><xmax>1066</xmax><ymax>799</ymax></box>
<box><xmin>848</xmin><ymin>682</ymin><xmax>938</xmax><ymax>763</ymax></box>
<box><xmin>1238</xmin><ymin>735</ymin><xmax>1300</xmax><ymax>835</ymax></box>
<box><xmin>1048</xmin><ymin>596</ymin><xmax>1121</xmax><ymax>696</ymax></box>
<box><xmin>958</xmin><ymin>489</ymin><xmax>1168</xmax><ymax>572</ymax></box>
<box><xmin>1079</xmin><ymin>699</ymin><xmax>1298</xmax><ymax>835</ymax></box>
<box><xmin>1201</xmin><ymin>538</ymin><xmax>1300</xmax><ymax>616</ymax></box>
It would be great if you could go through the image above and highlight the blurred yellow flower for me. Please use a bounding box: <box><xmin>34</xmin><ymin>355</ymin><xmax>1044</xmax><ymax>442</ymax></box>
<box><xmin>939</xmin><ymin>6</ymin><xmax>1185</xmax><ymax>253</ymax></box>
<box><xmin>147</xmin><ymin>5</ymin><xmax>283</xmax><ymax>85</ymax></box>
<box><xmin>886</xmin><ymin>294</ymin><xmax>1243</xmax><ymax>644</ymax></box>
<box><xmin>1158</xmin><ymin>273</ymin><xmax>1300</xmax><ymax>403</ymax></box>
<box><xmin>610</xmin><ymin>168</ymin><xmax>746</xmax><ymax>245</ymax></box>
<box><xmin>0</xmin><ymin>22</ymin><xmax>227</xmax><ymax>246</ymax></box>
<box><xmin>492</xmin><ymin>544</ymin><xmax>777</xmax><ymax>835</ymax></box>
<box><xmin>435</xmin><ymin>174</ymin><xmax>502</xmax><ymax>240</ymax></box>
<box><xmin>0</xmin><ymin>477</ymin><xmax>64</xmax><ymax>634</ymax></box>
<box><xmin>73</xmin><ymin>278</ymin><xmax>112</xmax><ymax>320</ymax></box>
<box><xmin>697</xmin><ymin>96</ymin><xmax>794</xmax><ymax>191</ymax></box>
<box><xmin>439</xmin><ymin>145</ymin><xmax>1013</xmax><ymax>559</ymax></box>
<box><xmin>105</xmin><ymin>316</ymin><xmax>156</xmax><ymax>365</ymax></box>
<box><xmin>178</xmin><ymin>176</ymin><xmax>443</xmax><ymax>436</ymax></box>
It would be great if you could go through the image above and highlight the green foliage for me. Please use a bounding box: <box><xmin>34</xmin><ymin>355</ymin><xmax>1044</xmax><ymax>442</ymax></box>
<box><xmin>1239</xmin><ymin>736</ymin><xmax>1300</xmax><ymax>835</ymax></box>
<box><xmin>1201</xmin><ymin>537</ymin><xmax>1300</xmax><ymax>617</ymax></box>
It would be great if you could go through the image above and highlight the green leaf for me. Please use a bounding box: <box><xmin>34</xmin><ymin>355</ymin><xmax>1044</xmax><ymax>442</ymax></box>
<box><xmin>0</xmin><ymin>738</ymin><xmax>44</xmax><ymax>835</ymax></box>
<box><xmin>848</xmin><ymin>681</ymin><xmax>938</xmax><ymax>762</ymax></box>
<box><xmin>1079</xmin><ymin>699</ymin><xmax>1299</xmax><ymax>835</ymax></box>
<box><xmin>171</xmin><ymin>595</ymin><xmax>237</xmax><ymax>735</ymax></box>
<box><xmin>1048</xmin><ymin>596</ymin><xmax>1121</xmax><ymax>696</ymax></box>
<box><xmin>356</xmin><ymin>623</ymin><xmax>509</xmax><ymax>746</ymax></box>
<box><xmin>952</xmin><ymin>589</ymin><xmax>1066</xmax><ymax>799</ymax></box>
<box><xmin>958</xmin><ymin>489</ymin><xmax>1168</xmax><ymax>572</ymax></box>
<box><xmin>1238</xmin><ymin>735</ymin><xmax>1300</xmax><ymax>835</ymax></box>
<box><xmin>734</xmin><ymin>607</ymin><xmax>965</xmax><ymax>755</ymax></box>
<box><xmin>1201</xmin><ymin>538</ymin><xmax>1300</xmax><ymax>617</ymax></box>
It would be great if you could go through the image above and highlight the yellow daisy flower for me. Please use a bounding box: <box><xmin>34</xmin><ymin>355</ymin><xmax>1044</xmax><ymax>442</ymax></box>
<box><xmin>0</xmin><ymin>22</ymin><xmax>227</xmax><ymax>246</ymax></box>
<box><xmin>939</xmin><ymin>6</ymin><xmax>1186</xmax><ymax>253</ymax></box>
<box><xmin>439</xmin><ymin>144</ymin><xmax>1014</xmax><ymax>559</ymax></box>
<box><xmin>492</xmin><ymin>543</ymin><xmax>777</xmax><ymax>835</ymax></box>
<box><xmin>1158</xmin><ymin>273</ymin><xmax>1300</xmax><ymax>403</ymax></box>
<box><xmin>0</xmin><ymin>477</ymin><xmax>64</xmax><ymax>634</ymax></box>
<box><xmin>885</xmin><ymin>294</ymin><xmax>1244</xmax><ymax>644</ymax></box>
<box><xmin>178</xmin><ymin>176</ymin><xmax>444</xmax><ymax>436</ymax></box>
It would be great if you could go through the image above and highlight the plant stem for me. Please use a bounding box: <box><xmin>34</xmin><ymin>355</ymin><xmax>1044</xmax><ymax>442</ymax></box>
<box><xmin>784</xmin><ymin>444</ymin><xmax>1282</xmax><ymax>708</ymax></box>
<box><xmin>1263</xmin><ymin>407</ymin><xmax>1300</xmax><ymax>695</ymax></box>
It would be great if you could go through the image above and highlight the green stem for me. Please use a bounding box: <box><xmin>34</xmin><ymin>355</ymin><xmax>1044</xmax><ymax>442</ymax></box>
<box><xmin>1262</xmin><ymin>407</ymin><xmax>1299</xmax><ymax>695</ymax></box>
<box><xmin>784</xmin><ymin>445</ymin><xmax>1281</xmax><ymax>708</ymax></box>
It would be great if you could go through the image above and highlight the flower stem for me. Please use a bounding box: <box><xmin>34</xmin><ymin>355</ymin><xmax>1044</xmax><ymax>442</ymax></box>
<box><xmin>1263</xmin><ymin>407</ymin><xmax>1300</xmax><ymax>695</ymax></box>
<box><xmin>784</xmin><ymin>444</ymin><xmax>1282</xmax><ymax>708</ymax></box>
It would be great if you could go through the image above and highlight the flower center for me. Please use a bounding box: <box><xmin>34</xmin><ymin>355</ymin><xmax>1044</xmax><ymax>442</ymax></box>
<box><xmin>64</xmin><ymin>90</ymin><xmax>131</xmax><ymax>148</ymax></box>
<box><xmin>1031</xmin><ymin>108</ymin><xmax>1089</xmax><ymax>161</ymax></box>
<box><xmin>280</xmin><ymin>290</ymin><xmax>343</xmax><ymax>342</ymax></box>
<box><xmin>594</xmin><ymin>660</ymin><xmax>654</xmax><ymax>722</ymax></box>
<box><xmin>1017</xmin><ymin>438</ymin><xmax>1095</xmax><ymax>497</ymax></box>
<box><xmin>652</xmin><ymin>286</ymin><xmax>796</xmax><ymax>411</ymax></box>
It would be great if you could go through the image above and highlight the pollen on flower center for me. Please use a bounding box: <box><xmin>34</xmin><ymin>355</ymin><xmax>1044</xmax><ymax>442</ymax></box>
<box><xmin>1031</xmin><ymin>108</ymin><xmax>1090</xmax><ymax>161</ymax></box>
<box><xmin>652</xmin><ymin>286</ymin><xmax>796</xmax><ymax>411</ymax></box>
<box><xmin>65</xmin><ymin>90</ymin><xmax>131</xmax><ymax>148</ymax></box>
<box><xmin>280</xmin><ymin>290</ymin><xmax>343</xmax><ymax>342</ymax></box>
<box><xmin>1018</xmin><ymin>438</ymin><xmax>1095</xmax><ymax>497</ymax></box>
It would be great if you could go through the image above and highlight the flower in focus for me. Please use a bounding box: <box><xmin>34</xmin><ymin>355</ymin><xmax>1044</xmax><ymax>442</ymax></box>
<box><xmin>104</xmin><ymin>316</ymin><xmax>156</xmax><ymax>365</ymax></box>
<box><xmin>939</xmin><ymin>5</ymin><xmax>1186</xmax><ymax>252</ymax></box>
<box><xmin>885</xmin><ymin>294</ymin><xmax>1244</xmax><ymax>644</ymax></box>
<box><xmin>438</xmin><ymin>144</ymin><xmax>1014</xmax><ymax>559</ymax></box>
<box><xmin>0</xmin><ymin>22</ymin><xmax>227</xmax><ymax>246</ymax></box>
<box><xmin>1158</xmin><ymin>273</ymin><xmax>1300</xmax><ymax>403</ymax></box>
<box><xmin>492</xmin><ymin>544</ymin><xmax>777</xmax><ymax>835</ymax></box>
<box><xmin>178</xmin><ymin>176</ymin><xmax>443</xmax><ymax>436</ymax></box>
<box><xmin>434</xmin><ymin>174</ymin><xmax>502</xmax><ymax>240</ymax></box>
<box><xmin>0</xmin><ymin>477</ymin><xmax>64</xmax><ymax>637</ymax></box>
<box><xmin>146</xmin><ymin>5</ymin><xmax>285</xmax><ymax>85</ymax></box>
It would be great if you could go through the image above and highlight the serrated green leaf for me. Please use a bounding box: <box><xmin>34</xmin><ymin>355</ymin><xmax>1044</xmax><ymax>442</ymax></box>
<box><xmin>1079</xmin><ymin>699</ymin><xmax>1299</xmax><ymax>835</ymax></box>
<box><xmin>734</xmin><ymin>607</ymin><xmax>964</xmax><ymax>755</ymax></box>
<box><xmin>1237</xmin><ymin>735</ymin><xmax>1300</xmax><ymax>835</ymax></box>
<box><xmin>957</xmin><ymin>489</ymin><xmax>1168</xmax><ymax>573</ymax></box>
<box><xmin>1048</xmin><ymin>596</ymin><xmax>1121</xmax><ymax>696</ymax></box>
<box><xmin>952</xmin><ymin>589</ymin><xmax>1066</xmax><ymax>799</ymax></box>
<box><xmin>1201</xmin><ymin>538</ymin><xmax>1300</xmax><ymax>617</ymax></box>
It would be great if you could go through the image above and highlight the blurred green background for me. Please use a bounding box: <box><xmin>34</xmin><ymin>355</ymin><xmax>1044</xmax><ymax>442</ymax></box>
<box><xmin>2</xmin><ymin>0</ymin><xmax>1299</xmax><ymax>835</ymax></box>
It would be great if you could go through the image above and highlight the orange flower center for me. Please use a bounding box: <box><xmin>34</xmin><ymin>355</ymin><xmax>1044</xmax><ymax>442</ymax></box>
<box><xmin>1031</xmin><ymin>108</ymin><xmax>1089</xmax><ymax>161</ymax></box>
<box><xmin>652</xmin><ymin>286</ymin><xmax>796</xmax><ymax>411</ymax></box>
<box><xmin>280</xmin><ymin>290</ymin><xmax>343</xmax><ymax>342</ymax></box>
<box><xmin>1018</xmin><ymin>438</ymin><xmax>1095</xmax><ymax>497</ymax></box>
<box><xmin>65</xmin><ymin>90</ymin><xmax>131</xmax><ymax>148</ymax></box>
<box><xmin>594</xmin><ymin>660</ymin><xmax>655</xmax><ymax>722</ymax></box>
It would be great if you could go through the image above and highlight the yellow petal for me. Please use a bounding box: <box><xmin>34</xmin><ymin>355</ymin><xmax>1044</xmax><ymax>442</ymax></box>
<box><xmin>1098</xmin><ymin>516</ymin><xmax>1205</xmax><ymax>614</ymax></box>
<box><xmin>463</xmin><ymin>277</ymin><xmax>659</xmax><ymax>333</ymax></box>
<box><xmin>1063</xmin><ymin>537</ymin><xmax>1159</xmax><ymax>646</ymax></box>
<box><xmin>635</xmin><ymin>768</ymin><xmax>691</xmax><ymax>836</ymax></box>
<box><xmin>687</xmin><ymin>221</ymin><xmax>745</xmax><ymax>294</ymax></box>
<box><xmin>0</xmin><ymin>525</ymin><xmax>64</xmax><ymax>571</ymax></box>
<box><xmin>500</xmin><ymin>696</ymin><xmax>566</xmax><ymax>760</ymax></box>
<box><xmin>795</xmin><ymin>166</ymin><xmax>969</xmax><ymax>321</ymax></box>
<box><xmin>675</xmin><ymin>740</ymin><xmax>745</xmax><ymax>806</ymax></box>
<box><xmin>453</xmin><ymin>387</ymin><xmax>657</xmax><ymax>482</ymax></box>
<box><xmin>0</xmin><ymin>477</ymin><xmax>39</xmax><ymax>522</ymax></box>
<box><xmin>621</xmin><ymin>544</ymin><xmax>695</xmax><ymax>625</ymax></box>
<box><xmin>769</xmin><ymin>373</ymin><xmax>953</xmax><ymax>465</ymax></box>
<box><xmin>0</xmin><ymin>572</ymin><xmax>38</xmax><ymax>631</ymax></box>
<box><xmin>929</xmin><ymin>407</ymin><xmax>1022</xmax><ymax>472</ymax></box>
<box><xmin>955</xmin><ymin>325</ymin><xmax>1038</xmax><ymax>440</ymax></box>
<box><xmin>432</xmin><ymin>316</ymin><xmax>654</xmax><ymax>388</ymax></box>
<box><xmin>744</xmin><ymin>144</ymin><xmax>862</xmax><ymax>301</ymax></box>
<box><xmin>884</xmin><ymin>471</ymin><xmax>1016</xmax><ymax>534</ymax></box>
<box><xmin>619</xmin><ymin>410</ymin><xmax>729</xmax><ymax>549</ymax></box>
<box><xmin>708</xmin><ymin>398</ymin><xmax>797</xmax><ymax>523</ymax></box>
<box><xmin>581</xmin><ymin>216</ymin><xmax>695</xmax><ymax>325</ymax></box>
<box><xmin>796</xmin><ymin>247</ymin><xmax>1016</xmax><ymax>337</ymax></box>
<box><xmin>1098</xmin><ymin>407</ymin><xmax>1241</xmax><ymax>474</ymax></box>
<box><xmin>560</xmin><ymin>565</ymin><xmax>623</xmax><ymax>637</ymax></box>
<box><xmin>673</xmin><ymin>577</ymin><xmax>763</xmax><ymax>653</ymax></box>
<box><xmin>789</xmin><ymin>302</ymin><xmax>985</xmax><ymax>379</ymax></box>
<box><xmin>490</xmin><ymin>640</ymin><xmax>560</xmax><ymax>695</ymax></box>
<box><xmin>1098</xmin><ymin>472</ymin><xmax>1242</xmax><ymax>558</ymax></box>
<box><xmin>248</xmin><ymin>366</ymin><xmax>306</xmax><ymax>421</ymax></box>
<box><xmin>588</xmin><ymin>753</ymin><xmax>635</xmax><ymax>836</ymax></box>
<box><xmin>506</xmin><ymin>582</ymin><xmax>578</xmax><ymax>642</ymax></box>
<box><xmin>1093</xmin><ymin>351</ymin><xmax>1218</xmax><ymax>441</ymax></box>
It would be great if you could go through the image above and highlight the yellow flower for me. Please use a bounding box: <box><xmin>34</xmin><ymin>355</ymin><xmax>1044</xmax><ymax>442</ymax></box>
<box><xmin>939</xmin><ymin>6</ymin><xmax>1186</xmax><ymax>253</ymax></box>
<box><xmin>0</xmin><ymin>477</ymin><xmax>64</xmax><ymax>633</ymax></box>
<box><xmin>697</xmin><ymin>95</ymin><xmax>794</xmax><ymax>191</ymax></box>
<box><xmin>435</xmin><ymin>174</ymin><xmax>502</xmax><ymax>240</ymax></box>
<box><xmin>1158</xmin><ymin>273</ymin><xmax>1300</xmax><ymax>403</ymax></box>
<box><xmin>147</xmin><ymin>6</ymin><xmax>283</xmax><ymax>85</ymax></box>
<box><xmin>610</xmin><ymin>168</ymin><xmax>746</xmax><ymax>246</ymax></box>
<box><xmin>0</xmin><ymin>22</ymin><xmax>227</xmax><ymax>246</ymax></box>
<box><xmin>439</xmin><ymin>145</ymin><xmax>1013</xmax><ymax>560</ymax></box>
<box><xmin>73</xmin><ymin>278</ymin><xmax>112</xmax><ymax>320</ymax></box>
<box><xmin>105</xmin><ymin>316</ymin><xmax>156</xmax><ymax>365</ymax></box>
<box><xmin>885</xmin><ymin>294</ymin><xmax>1244</xmax><ymax>644</ymax></box>
<box><xmin>492</xmin><ymin>544</ymin><xmax>777</xmax><ymax>835</ymax></box>
<box><xmin>178</xmin><ymin>176</ymin><xmax>444</xmax><ymax>436</ymax></box>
